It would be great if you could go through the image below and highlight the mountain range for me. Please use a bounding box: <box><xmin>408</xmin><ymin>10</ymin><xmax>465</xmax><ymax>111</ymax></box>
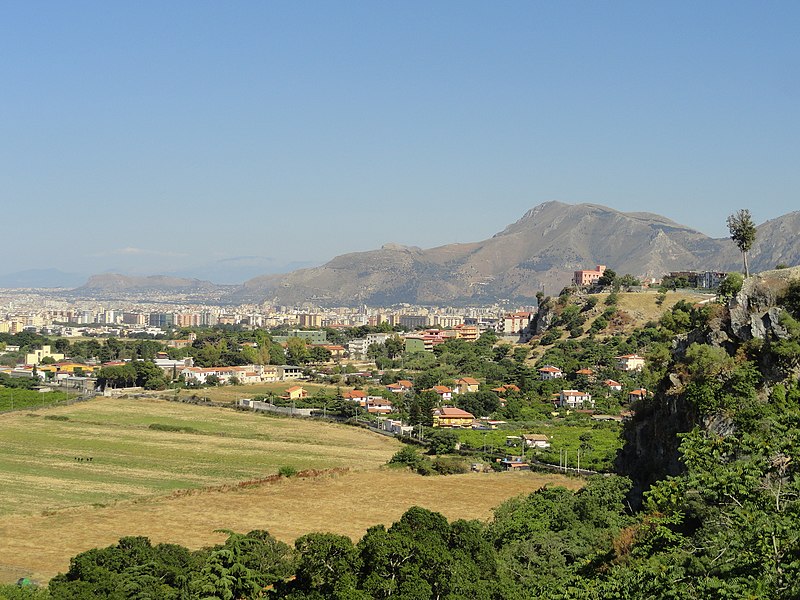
<box><xmin>16</xmin><ymin>202</ymin><xmax>800</xmax><ymax>306</ymax></box>
<box><xmin>229</xmin><ymin>202</ymin><xmax>800</xmax><ymax>305</ymax></box>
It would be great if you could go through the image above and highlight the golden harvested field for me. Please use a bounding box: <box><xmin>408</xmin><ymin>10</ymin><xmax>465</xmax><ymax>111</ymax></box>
<box><xmin>0</xmin><ymin>398</ymin><xmax>581</xmax><ymax>583</ymax></box>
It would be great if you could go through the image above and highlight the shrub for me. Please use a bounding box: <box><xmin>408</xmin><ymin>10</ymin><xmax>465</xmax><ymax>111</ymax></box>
<box><xmin>718</xmin><ymin>272</ymin><xmax>744</xmax><ymax>300</ymax></box>
<box><xmin>278</xmin><ymin>465</ymin><xmax>298</xmax><ymax>477</ymax></box>
<box><xmin>388</xmin><ymin>446</ymin><xmax>435</xmax><ymax>475</ymax></box>
<box><xmin>432</xmin><ymin>457</ymin><xmax>469</xmax><ymax>475</ymax></box>
<box><xmin>540</xmin><ymin>329</ymin><xmax>561</xmax><ymax>346</ymax></box>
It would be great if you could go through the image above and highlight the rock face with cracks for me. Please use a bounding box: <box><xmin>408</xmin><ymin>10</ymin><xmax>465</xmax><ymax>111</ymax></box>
<box><xmin>617</xmin><ymin>266</ymin><xmax>800</xmax><ymax>506</ymax></box>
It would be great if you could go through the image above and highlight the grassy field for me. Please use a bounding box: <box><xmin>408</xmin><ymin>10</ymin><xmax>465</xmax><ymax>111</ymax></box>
<box><xmin>0</xmin><ymin>388</ymin><xmax>75</xmax><ymax>412</ymax></box>
<box><xmin>0</xmin><ymin>397</ymin><xmax>582</xmax><ymax>584</ymax></box>
<box><xmin>606</xmin><ymin>289</ymin><xmax>715</xmax><ymax>328</ymax></box>
<box><xmin>0</xmin><ymin>397</ymin><xmax>399</xmax><ymax>518</ymax></box>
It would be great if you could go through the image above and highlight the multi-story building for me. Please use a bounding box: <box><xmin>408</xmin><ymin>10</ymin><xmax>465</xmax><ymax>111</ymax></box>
<box><xmin>501</xmin><ymin>312</ymin><xmax>533</xmax><ymax>334</ymax></box>
<box><xmin>398</xmin><ymin>315</ymin><xmax>429</xmax><ymax>329</ymax></box>
<box><xmin>453</xmin><ymin>324</ymin><xmax>479</xmax><ymax>341</ymax></box>
<box><xmin>24</xmin><ymin>345</ymin><xmax>65</xmax><ymax>366</ymax></box>
<box><xmin>574</xmin><ymin>265</ymin><xmax>607</xmax><ymax>287</ymax></box>
<box><xmin>298</xmin><ymin>313</ymin><xmax>323</xmax><ymax>328</ymax></box>
<box><xmin>559</xmin><ymin>390</ymin><xmax>594</xmax><ymax>409</ymax></box>
<box><xmin>433</xmin><ymin>314</ymin><xmax>464</xmax><ymax>329</ymax></box>
<box><xmin>433</xmin><ymin>407</ymin><xmax>475</xmax><ymax>428</ymax></box>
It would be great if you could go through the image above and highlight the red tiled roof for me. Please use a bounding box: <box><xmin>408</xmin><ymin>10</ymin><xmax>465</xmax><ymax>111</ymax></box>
<box><xmin>436</xmin><ymin>407</ymin><xmax>474</xmax><ymax>419</ymax></box>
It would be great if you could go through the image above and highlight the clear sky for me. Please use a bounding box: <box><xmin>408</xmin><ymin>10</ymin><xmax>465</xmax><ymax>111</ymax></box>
<box><xmin>2</xmin><ymin>1</ymin><xmax>798</xmax><ymax>282</ymax></box>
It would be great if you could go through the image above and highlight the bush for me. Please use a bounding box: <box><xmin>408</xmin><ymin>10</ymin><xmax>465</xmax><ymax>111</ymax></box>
<box><xmin>388</xmin><ymin>445</ymin><xmax>435</xmax><ymax>475</ymax></box>
<box><xmin>278</xmin><ymin>465</ymin><xmax>298</xmax><ymax>477</ymax></box>
<box><xmin>589</xmin><ymin>318</ymin><xmax>608</xmax><ymax>333</ymax></box>
<box><xmin>389</xmin><ymin>446</ymin><xmax>422</xmax><ymax>467</ymax></box>
<box><xmin>718</xmin><ymin>272</ymin><xmax>744</xmax><ymax>300</ymax></box>
<box><xmin>428</xmin><ymin>430</ymin><xmax>458</xmax><ymax>455</ymax></box>
<box><xmin>432</xmin><ymin>457</ymin><xmax>469</xmax><ymax>475</ymax></box>
<box><xmin>540</xmin><ymin>329</ymin><xmax>561</xmax><ymax>346</ymax></box>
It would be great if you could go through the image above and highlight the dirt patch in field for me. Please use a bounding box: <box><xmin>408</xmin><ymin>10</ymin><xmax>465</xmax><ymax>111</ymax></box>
<box><xmin>0</xmin><ymin>468</ymin><xmax>581</xmax><ymax>583</ymax></box>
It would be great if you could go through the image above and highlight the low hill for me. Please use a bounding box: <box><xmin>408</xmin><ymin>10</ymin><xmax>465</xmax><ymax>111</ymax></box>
<box><xmin>70</xmin><ymin>274</ymin><xmax>234</xmax><ymax>300</ymax></box>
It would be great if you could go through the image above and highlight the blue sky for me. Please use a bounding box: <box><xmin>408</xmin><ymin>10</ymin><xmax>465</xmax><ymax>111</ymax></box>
<box><xmin>2</xmin><ymin>1</ymin><xmax>798</xmax><ymax>282</ymax></box>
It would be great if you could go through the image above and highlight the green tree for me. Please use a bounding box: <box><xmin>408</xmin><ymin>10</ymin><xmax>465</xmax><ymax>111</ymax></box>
<box><xmin>718</xmin><ymin>271</ymin><xmax>744</xmax><ymax>300</ymax></box>
<box><xmin>308</xmin><ymin>346</ymin><xmax>332</xmax><ymax>364</ymax></box>
<box><xmin>727</xmin><ymin>208</ymin><xmax>757</xmax><ymax>277</ymax></box>
<box><xmin>287</xmin><ymin>533</ymin><xmax>361</xmax><ymax>598</ymax></box>
<box><xmin>597</xmin><ymin>269</ymin><xmax>617</xmax><ymax>287</ymax></box>
<box><xmin>428</xmin><ymin>429</ymin><xmax>458</xmax><ymax>455</ymax></box>
<box><xmin>53</xmin><ymin>337</ymin><xmax>71</xmax><ymax>354</ymax></box>
<box><xmin>285</xmin><ymin>338</ymin><xmax>310</xmax><ymax>365</ymax></box>
<box><xmin>384</xmin><ymin>335</ymin><xmax>404</xmax><ymax>359</ymax></box>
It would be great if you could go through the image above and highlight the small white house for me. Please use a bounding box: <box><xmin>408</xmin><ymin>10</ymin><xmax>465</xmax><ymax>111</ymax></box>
<box><xmin>559</xmin><ymin>389</ymin><xmax>594</xmax><ymax>409</ymax></box>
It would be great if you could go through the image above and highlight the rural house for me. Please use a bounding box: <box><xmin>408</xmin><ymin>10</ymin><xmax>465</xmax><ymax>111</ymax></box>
<box><xmin>432</xmin><ymin>407</ymin><xmax>475</xmax><ymax>428</ymax></box>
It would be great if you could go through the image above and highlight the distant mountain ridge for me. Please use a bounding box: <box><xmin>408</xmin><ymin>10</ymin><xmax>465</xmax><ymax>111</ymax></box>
<box><xmin>68</xmin><ymin>274</ymin><xmax>235</xmax><ymax>301</ymax></box>
<box><xmin>65</xmin><ymin>202</ymin><xmax>800</xmax><ymax>305</ymax></box>
<box><xmin>77</xmin><ymin>274</ymin><xmax>223</xmax><ymax>291</ymax></box>
<box><xmin>231</xmin><ymin>201</ymin><xmax>798</xmax><ymax>305</ymax></box>
<box><xmin>0</xmin><ymin>268</ymin><xmax>86</xmax><ymax>288</ymax></box>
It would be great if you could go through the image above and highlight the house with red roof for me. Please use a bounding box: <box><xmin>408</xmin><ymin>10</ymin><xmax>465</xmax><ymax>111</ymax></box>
<box><xmin>628</xmin><ymin>388</ymin><xmax>648</xmax><ymax>402</ymax></box>
<box><xmin>454</xmin><ymin>377</ymin><xmax>480</xmax><ymax>394</ymax></box>
<box><xmin>433</xmin><ymin>406</ymin><xmax>475</xmax><ymax>428</ymax></box>
<box><xmin>281</xmin><ymin>386</ymin><xmax>308</xmax><ymax>401</ymax></box>
<box><xmin>538</xmin><ymin>365</ymin><xmax>564</xmax><ymax>380</ymax></box>
<box><xmin>427</xmin><ymin>385</ymin><xmax>453</xmax><ymax>402</ymax></box>
<box><xmin>616</xmin><ymin>354</ymin><xmax>645</xmax><ymax>371</ymax></box>
<box><xmin>387</xmin><ymin>380</ymin><xmax>413</xmax><ymax>394</ymax></box>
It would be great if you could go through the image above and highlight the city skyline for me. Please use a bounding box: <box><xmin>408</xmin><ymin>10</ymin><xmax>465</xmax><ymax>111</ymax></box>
<box><xmin>3</xmin><ymin>2</ymin><xmax>798</xmax><ymax>279</ymax></box>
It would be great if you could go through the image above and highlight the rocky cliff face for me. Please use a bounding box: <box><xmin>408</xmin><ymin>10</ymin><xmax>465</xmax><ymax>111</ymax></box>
<box><xmin>616</xmin><ymin>266</ymin><xmax>800</xmax><ymax>505</ymax></box>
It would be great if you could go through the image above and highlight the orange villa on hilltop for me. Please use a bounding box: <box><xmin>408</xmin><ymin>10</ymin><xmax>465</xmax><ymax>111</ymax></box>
<box><xmin>574</xmin><ymin>265</ymin><xmax>607</xmax><ymax>286</ymax></box>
